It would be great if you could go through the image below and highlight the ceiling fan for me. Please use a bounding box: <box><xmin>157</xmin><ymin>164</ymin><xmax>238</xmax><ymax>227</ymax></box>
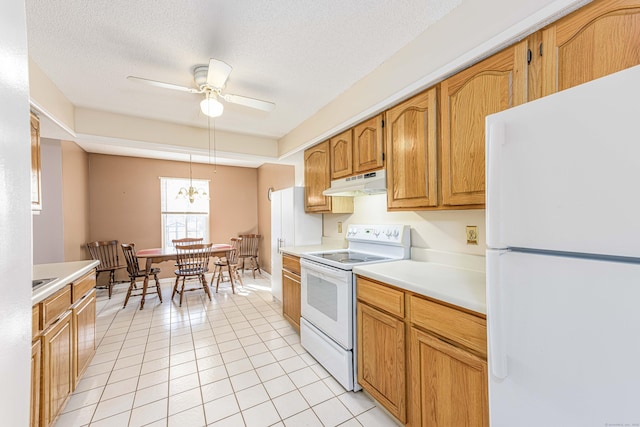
<box><xmin>127</xmin><ymin>58</ymin><xmax>275</xmax><ymax>117</ymax></box>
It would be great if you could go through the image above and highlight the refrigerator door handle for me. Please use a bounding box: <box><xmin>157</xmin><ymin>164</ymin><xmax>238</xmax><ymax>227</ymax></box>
<box><xmin>487</xmin><ymin>249</ymin><xmax>508</xmax><ymax>379</ymax></box>
<box><xmin>277</xmin><ymin>238</ymin><xmax>284</xmax><ymax>254</ymax></box>
<box><xmin>486</xmin><ymin>120</ymin><xmax>505</xmax><ymax>248</ymax></box>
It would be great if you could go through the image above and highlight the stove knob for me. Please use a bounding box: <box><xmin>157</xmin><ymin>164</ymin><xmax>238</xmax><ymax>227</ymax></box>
<box><xmin>384</xmin><ymin>229</ymin><xmax>392</xmax><ymax>238</ymax></box>
<box><xmin>392</xmin><ymin>228</ymin><xmax>400</xmax><ymax>238</ymax></box>
<box><xmin>373</xmin><ymin>229</ymin><xmax>380</xmax><ymax>237</ymax></box>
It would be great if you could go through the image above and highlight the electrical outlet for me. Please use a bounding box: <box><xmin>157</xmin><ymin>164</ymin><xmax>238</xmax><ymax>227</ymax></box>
<box><xmin>338</xmin><ymin>221</ymin><xmax>343</xmax><ymax>233</ymax></box>
<box><xmin>466</xmin><ymin>226</ymin><xmax>478</xmax><ymax>245</ymax></box>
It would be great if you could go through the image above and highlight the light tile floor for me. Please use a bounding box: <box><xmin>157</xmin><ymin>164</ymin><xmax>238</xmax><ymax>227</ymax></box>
<box><xmin>54</xmin><ymin>274</ymin><xmax>400</xmax><ymax>427</ymax></box>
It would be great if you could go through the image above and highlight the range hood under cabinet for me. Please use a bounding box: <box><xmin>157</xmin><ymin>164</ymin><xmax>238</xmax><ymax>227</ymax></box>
<box><xmin>322</xmin><ymin>170</ymin><xmax>386</xmax><ymax>197</ymax></box>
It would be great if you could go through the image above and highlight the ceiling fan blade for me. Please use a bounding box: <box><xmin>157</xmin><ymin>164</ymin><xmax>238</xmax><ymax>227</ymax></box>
<box><xmin>127</xmin><ymin>76</ymin><xmax>201</xmax><ymax>94</ymax></box>
<box><xmin>207</xmin><ymin>59</ymin><xmax>232</xmax><ymax>88</ymax></box>
<box><xmin>221</xmin><ymin>93</ymin><xmax>275</xmax><ymax>112</ymax></box>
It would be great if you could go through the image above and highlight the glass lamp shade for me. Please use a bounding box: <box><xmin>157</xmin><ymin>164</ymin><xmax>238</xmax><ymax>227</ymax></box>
<box><xmin>200</xmin><ymin>96</ymin><xmax>224</xmax><ymax>117</ymax></box>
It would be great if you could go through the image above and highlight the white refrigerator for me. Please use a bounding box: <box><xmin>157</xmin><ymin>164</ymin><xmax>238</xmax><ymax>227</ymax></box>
<box><xmin>271</xmin><ymin>187</ymin><xmax>322</xmax><ymax>302</ymax></box>
<box><xmin>486</xmin><ymin>65</ymin><xmax>640</xmax><ymax>426</ymax></box>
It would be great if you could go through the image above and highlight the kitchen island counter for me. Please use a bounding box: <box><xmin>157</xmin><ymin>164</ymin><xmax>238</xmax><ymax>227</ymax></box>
<box><xmin>353</xmin><ymin>257</ymin><xmax>486</xmax><ymax>315</ymax></box>
<box><xmin>33</xmin><ymin>260</ymin><xmax>99</xmax><ymax>305</ymax></box>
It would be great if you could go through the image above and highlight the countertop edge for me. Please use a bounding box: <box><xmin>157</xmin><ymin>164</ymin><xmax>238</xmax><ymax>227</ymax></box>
<box><xmin>32</xmin><ymin>260</ymin><xmax>100</xmax><ymax>305</ymax></box>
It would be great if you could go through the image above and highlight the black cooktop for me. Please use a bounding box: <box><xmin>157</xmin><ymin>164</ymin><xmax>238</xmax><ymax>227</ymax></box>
<box><xmin>314</xmin><ymin>251</ymin><xmax>389</xmax><ymax>264</ymax></box>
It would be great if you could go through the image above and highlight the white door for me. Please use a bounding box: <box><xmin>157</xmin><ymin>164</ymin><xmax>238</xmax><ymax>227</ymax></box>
<box><xmin>486</xmin><ymin>65</ymin><xmax>640</xmax><ymax>257</ymax></box>
<box><xmin>487</xmin><ymin>249</ymin><xmax>640</xmax><ymax>427</ymax></box>
<box><xmin>280</xmin><ymin>187</ymin><xmax>295</xmax><ymax>249</ymax></box>
<box><xmin>270</xmin><ymin>189</ymin><xmax>284</xmax><ymax>301</ymax></box>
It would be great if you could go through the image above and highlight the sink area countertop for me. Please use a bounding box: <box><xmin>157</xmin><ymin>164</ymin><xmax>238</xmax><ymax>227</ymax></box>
<box><xmin>33</xmin><ymin>260</ymin><xmax>100</xmax><ymax>305</ymax></box>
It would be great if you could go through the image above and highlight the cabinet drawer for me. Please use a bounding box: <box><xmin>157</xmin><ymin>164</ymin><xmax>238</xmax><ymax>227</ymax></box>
<box><xmin>356</xmin><ymin>276</ymin><xmax>404</xmax><ymax>319</ymax></box>
<box><xmin>42</xmin><ymin>285</ymin><xmax>71</xmax><ymax>328</ymax></box>
<box><xmin>410</xmin><ymin>295</ymin><xmax>486</xmax><ymax>357</ymax></box>
<box><xmin>32</xmin><ymin>304</ymin><xmax>40</xmax><ymax>339</ymax></box>
<box><xmin>72</xmin><ymin>272</ymin><xmax>96</xmax><ymax>304</ymax></box>
<box><xmin>282</xmin><ymin>254</ymin><xmax>301</xmax><ymax>275</ymax></box>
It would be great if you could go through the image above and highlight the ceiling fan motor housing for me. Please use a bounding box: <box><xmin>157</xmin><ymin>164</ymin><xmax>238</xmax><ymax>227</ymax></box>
<box><xmin>194</xmin><ymin>66</ymin><xmax>210</xmax><ymax>89</ymax></box>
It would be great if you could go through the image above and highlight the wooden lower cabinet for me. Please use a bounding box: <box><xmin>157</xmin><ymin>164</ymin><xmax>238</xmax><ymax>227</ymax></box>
<box><xmin>282</xmin><ymin>254</ymin><xmax>301</xmax><ymax>331</ymax></box>
<box><xmin>409</xmin><ymin>327</ymin><xmax>488</xmax><ymax>427</ymax></box>
<box><xmin>357</xmin><ymin>303</ymin><xmax>406</xmax><ymax>423</ymax></box>
<box><xmin>31</xmin><ymin>339</ymin><xmax>41</xmax><ymax>427</ymax></box>
<box><xmin>41</xmin><ymin>310</ymin><xmax>73</xmax><ymax>427</ymax></box>
<box><xmin>73</xmin><ymin>289</ymin><xmax>96</xmax><ymax>386</ymax></box>
<box><xmin>34</xmin><ymin>271</ymin><xmax>97</xmax><ymax>427</ymax></box>
<box><xmin>356</xmin><ymin>275</ymin><xmax>488</xmax><ymax>426</ymax></box>
<box><xmin>282</xmin><ymin>271</ymin><xmax>301</xmax><ymax>330</ymax></box>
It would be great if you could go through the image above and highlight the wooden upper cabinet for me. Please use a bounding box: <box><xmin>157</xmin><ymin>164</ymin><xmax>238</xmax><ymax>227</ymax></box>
<box><xmin>542</xmin><ymin>0</ymin><xmax>640</xmax><ymax>97</ymax></box>
<box><xmin>441</xmin><ymin>43</ymin><xmax>527</xmax><ymax>207</ymax></box>
<box><xmin>330</xmin><ymin>129</ymin><xmax>353</xmax><ymax>180</ymax></box>
<box><xmin>353</xmin><ymin>114</ymin><xmax>384</xmax><ymax>174</ymax></box>
<box><xmin>30</xmin><ymin>111</ymin><xmax>42</xmax><ymax>211</ymax></box>
<box><xmin>304</xmin><ymin>140</ymin><xmax>332</xmax><ymax>212</ymax></box>
<box><xmin>385</xmin><ymin>87</ymin><xmax>438</xmax><ymax>210</ymax></box>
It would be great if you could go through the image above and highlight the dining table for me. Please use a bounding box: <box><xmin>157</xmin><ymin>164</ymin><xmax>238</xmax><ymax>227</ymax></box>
<box><xmin>136</xmin><ymin>243</ymin><xmax>234</xmax><ymax>309</ymax></box>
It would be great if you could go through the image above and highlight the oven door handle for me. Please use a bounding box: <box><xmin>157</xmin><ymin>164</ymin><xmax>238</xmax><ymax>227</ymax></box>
<box><xmin>300</xmin><ymin>258</ymin><xmax>350</xmax><ymax>280</ymax></box>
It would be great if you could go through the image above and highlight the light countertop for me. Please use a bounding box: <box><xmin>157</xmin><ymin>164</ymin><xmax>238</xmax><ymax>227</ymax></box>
<box><xmin>353</xmin><ymin>260</ymin><xmax>486</xmax><ymax>314</ymax></box>
<box><xmin>279</xmin><ymin>245</ymin><xmax>486</xmax><ymax>314</ymax></box>
<box><xmin>33</xmin><ymin>260</ymin><xmax>99</xmax><ymax>305</ymax></box>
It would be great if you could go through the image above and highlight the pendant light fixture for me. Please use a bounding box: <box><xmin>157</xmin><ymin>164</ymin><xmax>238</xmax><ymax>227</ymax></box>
<box><xmin>200</xmin><ymin>89</ymin><xmax>224</xmax><ymax>118</ymax></box>
<box><xmin>176</xmin><ymin>154</ymin><xmax>209</xmax><ymax>203</ymax></box>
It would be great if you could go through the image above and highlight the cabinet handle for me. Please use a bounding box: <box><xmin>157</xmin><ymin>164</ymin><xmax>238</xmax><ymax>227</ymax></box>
<box><xmin>487</xmin><ymin>250</ymin><xmax>508</xmax><ymax>380</ymax></box>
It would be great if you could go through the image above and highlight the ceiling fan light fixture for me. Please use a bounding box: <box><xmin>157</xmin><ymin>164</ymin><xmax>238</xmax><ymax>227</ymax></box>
<box><xmin>200</xmin><ymin>93</ymin><xmax>224</xmax><ymax>117</ymax></box>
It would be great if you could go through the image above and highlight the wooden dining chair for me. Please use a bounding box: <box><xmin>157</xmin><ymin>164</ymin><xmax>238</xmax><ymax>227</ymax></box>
<box><xmin>171</xmin><ymin>237</ymin><xmax>204</xmax><ymax>245</ymax></box>
<box><xmin>172</xmin><ymin>243</ymin><xmax>213</xmax><ymax>306</ymax></box>
<box><xmin>86</xmin><ymin>240</ymin><xmax>126</xmax><ymax>298</ymax></box>
<box><xmin>214</xmin><ymin>237</ymin><xmax>243</xmax><ymax>293</ymax></box>
<box><xmin>237</xmin><ymin>234</ymin><xmax>262</xmax><ymax>278</ymax></box>
<box><xmin>121</xmin><ymin>243</ymin><xmax>163</xmax><ymax>309</ymax></box>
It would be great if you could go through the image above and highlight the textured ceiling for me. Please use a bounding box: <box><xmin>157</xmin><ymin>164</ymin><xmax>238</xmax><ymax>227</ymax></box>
<box><xmin>26</xmin><ymin>0</ymin><xmax>461</xmax><ymax>143</ymax></box>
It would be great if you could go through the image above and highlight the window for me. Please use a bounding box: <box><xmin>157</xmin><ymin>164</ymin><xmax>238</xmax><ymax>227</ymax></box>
<box><xmin>160</xmin><ymin>177</ymin><xmax>209</xmax><ymax>248</ymax></box>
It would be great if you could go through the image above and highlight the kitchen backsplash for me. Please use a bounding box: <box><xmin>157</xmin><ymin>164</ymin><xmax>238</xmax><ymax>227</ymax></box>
<box><xmin>322</xmin><ymin>193</ymin><xmax>486</xmax><ymax>256</ymax></box>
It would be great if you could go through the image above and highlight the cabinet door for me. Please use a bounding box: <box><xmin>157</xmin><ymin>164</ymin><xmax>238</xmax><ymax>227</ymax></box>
<box><xmin>74</xmin><ymin>289</ymin><xmax>96</xmax><ymax>385</ymax></box>
<box><xmin>441</xmin><ymin>44</ymin><xmax>527</xmax><ymax>206</ymax></box>
<box><xmin>353</xmin><ymin>115</ymin><xmax>384</xmax><ymax>174</ymax></box>
<box><xmin>30</xmin><ymin>111</ymin><xmax>42</xmax><ymax>211</ymax></box>
<box><xmin>542</xmin><ymin>0</ymin><xmax>640</xmax><ymax>96</ymax></box>
<box><xmin>31</xmin><ymin>339</ymin><xmax>41</xmax><ymax>427</ymax></box>
<box><xmin>385</xmin><ymin>87</ymin><xmax>438</xmax><ymax>210</ymax></box>
<box><xmin>357</xmin><ymin>303</ymin><xmax>406</xmax><ymax>423</ymax></box>
<box><xmin>282</xmin><ymin>271</ymin><xmax>301</xmax><ymax>330</ymax></box>
<box><xmin>42</xmin><ymin>310</ymin><xmax>73</xmax><ymax>427</ymax></box>
<box><xmin>410</xmin><ymin>327</ymin><xmax>488</xmax><ymax>427</ymax></box>
<box><xmin>330</xmin><ymin>129</ymin><xmax>353</xmax><ymax>179</ymax></box>
<box><xmin>304</xmin><ymin>140</ymin><xmax>332</xmax><ymax>212</ymax></box>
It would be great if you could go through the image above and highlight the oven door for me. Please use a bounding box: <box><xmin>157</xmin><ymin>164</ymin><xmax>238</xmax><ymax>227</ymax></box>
<box><xmin>300</xmin><ymin>258</ymin><xmax>353</xmax><ymax>350</ymax></box>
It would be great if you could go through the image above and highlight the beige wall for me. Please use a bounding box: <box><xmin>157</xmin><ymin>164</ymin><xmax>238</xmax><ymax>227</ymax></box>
<box><xmin>88</xmin><ymin>154</ymin><xmax>259</xmax><ymax>281</ymax></box>
<box><xmin>324</xmin><ymin>194</ymin><xmax>486</xmax><ymax>256</ymax></box>
<box><xmin>257</xmin><ymin>163</ymin><xmax>295</xmax><ymax>274</ymax></box>
<box><xmin>62</xmin><ymin>141</ymin><xmax>90</xmax><ymax>261</ymax></box>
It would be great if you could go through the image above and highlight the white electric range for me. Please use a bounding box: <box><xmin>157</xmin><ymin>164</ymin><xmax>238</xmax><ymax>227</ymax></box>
<box><xmin>299</xmin><ymin>224</ymin><xmax>411</xmax><ymax>391</ymax></box>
